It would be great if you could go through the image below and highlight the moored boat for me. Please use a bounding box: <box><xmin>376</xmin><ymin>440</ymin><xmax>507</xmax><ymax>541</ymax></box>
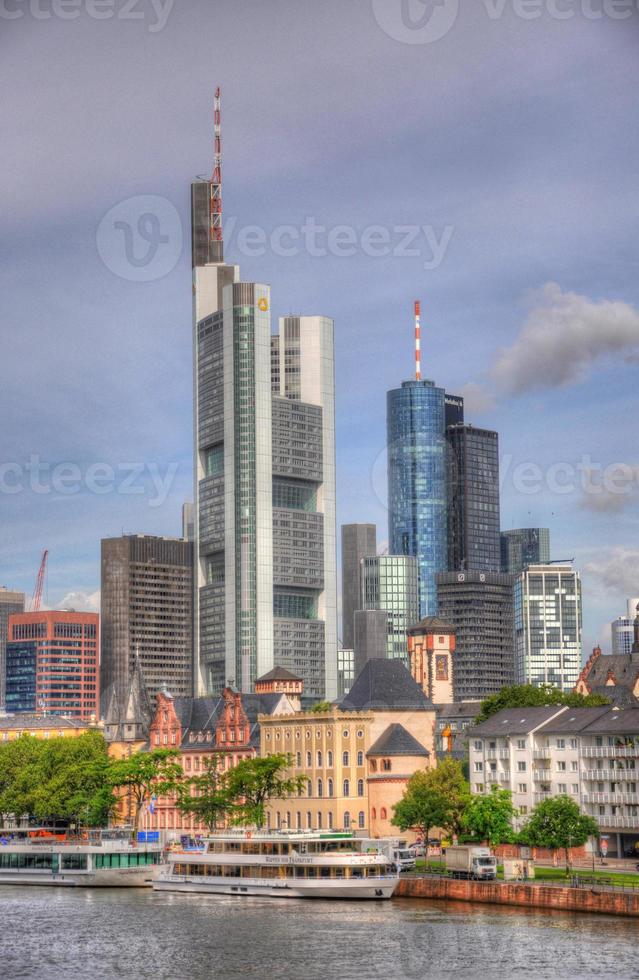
<box><xmin>0</xmin><ymin>829</ymin><xmax>163</xmax><ymax>887</ymax></box>
<box><xmin>154</xmin><ymin>830</ymin><xmax>399</xmax><ymax>899</ymax></box>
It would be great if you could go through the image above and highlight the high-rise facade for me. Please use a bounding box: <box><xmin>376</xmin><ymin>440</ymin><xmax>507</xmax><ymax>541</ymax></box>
<box><xmin>611</xmin><ymin>598</ymin><xmax>639</xmax><ymax>656</ymax></box>
<box><xmin>387</xmin><ymin>379</ymin><xmax>448</xmax><ymax>618</ymax></box>
<box><xmin>101</xmin><ymin>535</ymin><xmax>194</xmax><ymax>708</ymax></box>
<box><xmin>341</xmin><ymin>524</ymin><xmax>376</xmax><ymax>650</ymax></box>
<box><xmin>0</xmin><ymin>588</ymin><xmax>25</xmax><ymax>708</ymax></box>
<box><xmin>500</xmin><ymin>528</ymin><xmax>550</xmax><ymax>575</ymax></box>
<box><xmin>6</xmin><ymin>610</ymin><xmax>99</xmax><ymax>719</ymax></box>
<box><xmin>447</xmin><ymin>424</ymin><xmax>500</xmax><ymax>573</ymax></box>
<box><xmin>192</xmin><ymin>110</ymin><xmax>337</xmax><ymax>701</ymax></box>
<box><xmin>360</xmin><ymin>555</ymin><xmax>419</xmax><ymax>665</ymax></box>
<box><xmin>436</xmin><ymin>570</ymin><xmax>516</xmax><ymax>701</ymax></box>
<box><xmin>514</xmin><ymin>564</ymin><xmax>582</xmax><ymax>691</ymax></box>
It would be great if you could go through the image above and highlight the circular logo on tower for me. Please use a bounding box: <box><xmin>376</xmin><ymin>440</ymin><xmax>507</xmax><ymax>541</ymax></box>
<box><xmin>258</xmin><ymin>297</ymin><xmax>269</xmax><ymax>312</ymax></box>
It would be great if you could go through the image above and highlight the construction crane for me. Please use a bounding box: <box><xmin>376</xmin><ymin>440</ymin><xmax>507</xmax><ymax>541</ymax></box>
<box><xmin>30</xmin><ymin>549</ymin><xmax>49</xmax><ymax>612</ymax></box>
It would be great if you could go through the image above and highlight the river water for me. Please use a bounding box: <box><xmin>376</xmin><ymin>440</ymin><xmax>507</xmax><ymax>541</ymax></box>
<box><xmin>1</xmin><ymin>887</ymin><xmax>636</xmax><ymax>979</ymax></box>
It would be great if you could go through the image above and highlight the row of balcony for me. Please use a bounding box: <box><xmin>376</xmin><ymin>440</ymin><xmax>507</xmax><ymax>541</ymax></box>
<box><xmin>580</xmin><ymin>746</ymin><xmax>638</xmax><ymax>759</ymax></box>
<box><xmin>583</xmin><ymin>792</ymin><xmax>639</xmax><ymax>805</ymax></box>
<box><xmin>583</xmin><ymin>814</ymin><xmax>639</xmax><ymax>829</ymax></box>
<box><xmin>582</xmin><ymin>770</ymin><xmax>637</xmax><ymax>781</ymax></box>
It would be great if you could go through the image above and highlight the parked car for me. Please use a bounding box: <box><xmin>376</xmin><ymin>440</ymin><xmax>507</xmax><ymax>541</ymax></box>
<box><xmin>408</xmin><ymin>842</ymin><xmax>425</xmax><ymax>858</ymax></box>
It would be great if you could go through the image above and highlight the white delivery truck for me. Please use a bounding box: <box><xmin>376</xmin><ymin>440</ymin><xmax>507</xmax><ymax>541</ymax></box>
<box><xmin>378</xmin><ymin>838</ymin><xmax>416</xmax><ymax>873</ymax></box>
<box><xmin>444</xmin><ymin>845</ymin><xmax>497</xmax><ymax>880</ymax></box>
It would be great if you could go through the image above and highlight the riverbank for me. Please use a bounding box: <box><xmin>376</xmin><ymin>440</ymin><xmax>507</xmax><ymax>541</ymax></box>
<box><xmin>396</xmin><ymin>875</ymin><xmax>639</xmax><ymax>917</ymax></box>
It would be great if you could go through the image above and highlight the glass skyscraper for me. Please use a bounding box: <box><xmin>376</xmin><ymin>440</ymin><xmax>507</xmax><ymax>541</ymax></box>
<box><xmin>387</xmin><ymin>379</ymin><xmax>448</xmax><ymax>618</ymax></box>
<box><xmin>501</xmin><ymin>528</ymin><xmax>550</xmax><ymax>575</ymax></box>
<box><xmin>360</xmin><ymin>555</ymin><xmax>419</xmax><ymax>665</ymax></box>
<box><xmin>514</xmin><ymin>564</ymin><xmax>582</xmax><ymax>691</ymax></box>
<box><xmin>447</xmin><ymin>424</ymin><xmax>501</xmax><ymax>573</ymax></box>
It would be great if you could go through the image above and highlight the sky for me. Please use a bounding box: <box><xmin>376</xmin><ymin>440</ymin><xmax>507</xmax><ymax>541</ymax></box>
<box><xmin>1</xmin><ymin>0</ymin><xmax>639</xmax><ymax>655</ymax></box>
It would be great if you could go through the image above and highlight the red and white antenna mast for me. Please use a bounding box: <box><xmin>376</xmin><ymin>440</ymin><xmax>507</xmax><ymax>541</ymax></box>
<box><xmin>414</xmin><ymin>300</ymin><xmax>421</xmax><ymax>380</ymax></box>
<box><xmin>210</xmin><ymin>86</ymin><xmax>223</xmax><ymax>260</ymax></box>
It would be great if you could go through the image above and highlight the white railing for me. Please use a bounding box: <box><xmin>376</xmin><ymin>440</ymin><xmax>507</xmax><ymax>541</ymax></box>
<box><xmin>582</xmin><ymin>792</ymin><xmax>639</xmax><ymax>805</ymax></box>
<box><xmin>533</xmin><ymin>749</ymin><xmax>550</xmax><ymax>760</ymax></box>
<box><xmin>499</xmin><ymin>749</ymin><xmax>510</xmax><ymax>760</ymax></box>
<box><xmin>581</xmin><ymin>746</ymin><xmax>639</xmax><ymax>759</ymax></box>
<box><xmin>499</xmin><ymin>772</ymin><xmax>511</xmax><ymax>783</ymax></box>
<box><xmin>588</xmin><ymin>815</ymin><xmax>639</xmax><ymax>829</ymax></box>
<box><xmin>582</xmin><ymin>769</ymin><xmax>635</xmax><ymax>781</ymax></box>
<box><xmin>533</xmin><ymin>792</ymin><xmax>552</xmax><ymax>803</ymax></box>
<box><xmin>486</xmin><ymin>773</ymin><xmax>499</xmax><ymax>783</ymax></box>
<box><xmin>486</xmin><ymin>750</ymin><xmax>497</xmax><ymax>760</ymax></box>
<box><xmin>533</xmin><ymin>770</ymin><xmax>551</xmax><ymax>781</ymax></box>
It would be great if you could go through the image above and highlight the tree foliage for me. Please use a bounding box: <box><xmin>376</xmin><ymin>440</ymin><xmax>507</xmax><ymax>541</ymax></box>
<box><xmin>392</xmin><ymin>760</ymin><xmax>471</xmax><ymax>839</ymax></box>
<box><xmin>462</xmin><ymin>785</ymin><xmax>516</xmax><ymax>845</ymax></box>
<box><xmin>0</xmin><ymin>731</ymin><xmax>113</xmax><ymax>826</ymax></box>
<box><xmin>475</xmin><ymin>685</ymin><xmax>610</xmax><ymax>724</ymax></box>
<box><xmin>519</xmin><ymin>795</ymin><xmax>599</xmax><ymax>871</ymax></box>
<box><xmin>225</xmin><ymin>754</ymin><xmax>307</xmax><ymax>828</ymax></box>
<box><xmin>107</xmin><ymin>749</ymin><xmax>183</xmax><ymax>831</ymax></box>
<box><xmin>391</xmin><ymin>771</ymin><xmax>450</xmax><ymax>842</ymax></box>
<box><xmin>176</xmin><ymin>757</ymin><xmax>232</xmax><ymax>832</ymax></box>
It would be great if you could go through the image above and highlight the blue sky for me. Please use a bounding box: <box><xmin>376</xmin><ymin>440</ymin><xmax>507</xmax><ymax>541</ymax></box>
<box><xmin>2</xmin><ymin>1</ymin><xmax>639</xmax><ymax>654</ymax></box>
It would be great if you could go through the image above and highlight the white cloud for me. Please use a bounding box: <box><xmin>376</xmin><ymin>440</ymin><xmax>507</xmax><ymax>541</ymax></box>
<box><xmin>58</xmin><ymin>590</ymin><xmax>101</xmax><ymax>613</ymax></box>
<box><xmin>493</xmin><ymin>283</ymin><xmax>639</xmax><ymax>395</ymax></box>
<box><xmin>457</xmin><ymin>382</ymin><xmax>496</xmax><ymax>416</ymax></box>
<box><xmin>584</xmin><ymin>549</ymin><xmax>639</xmax><ymax>597</ymax></box>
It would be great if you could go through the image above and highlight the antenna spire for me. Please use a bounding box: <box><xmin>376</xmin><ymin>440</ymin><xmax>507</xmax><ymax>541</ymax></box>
<box><xmin>414</xmin><ymin>300</ymin><xmax>421</xmax><ymax>381</ymax></box>
<box><xmin>210</xmin><ymin>86</ymin><xmax>223</xmax><ymax>260</ymax></box>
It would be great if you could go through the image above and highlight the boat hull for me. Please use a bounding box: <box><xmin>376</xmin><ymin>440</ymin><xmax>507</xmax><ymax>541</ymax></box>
<box><xmin>0</xmin><ymin>869</ymin><xmax>157</xmax><ymax>887</ymax></box>
<box><xmin>153</xmin><ymin>874</ymin><xmax>397</xmax><ymax>900</ymax></box>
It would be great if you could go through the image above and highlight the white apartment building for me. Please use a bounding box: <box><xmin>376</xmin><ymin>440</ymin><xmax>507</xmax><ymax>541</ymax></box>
<box><xmin>469</xmin><ymin>705</ymin><xmax>639</xmax><ymax>857</ymax></box>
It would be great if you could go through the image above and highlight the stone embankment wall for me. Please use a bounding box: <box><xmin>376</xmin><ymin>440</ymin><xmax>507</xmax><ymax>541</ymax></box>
<box><xmin>396</xmin><ymin>876</ymin><xmax>639</xmax><ymax>918</ymax></box>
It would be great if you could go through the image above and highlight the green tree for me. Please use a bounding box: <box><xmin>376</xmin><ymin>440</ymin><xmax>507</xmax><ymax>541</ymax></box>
<box><xmin>0</xmin><ymin>736</ymin><xmax>44</xmax><ymax>823</ymax></box>
<box><xmin>225</xmin><ymin>754</ymin><xmax>307</xmax><ymax>828</ymax></box>
<box><xmin>422</xmin><ymin>758</ymin><xmax>471</xmax><ymax>836</ymax></box>
<box><xmin>475</xmin><ymin>685</ymin><xmax>610</xmax><ymax>724</ymax></box>
<box><xmin>462</xmin><ymin>785</ymin><xmax>516</xmax><ymax>845</ymax></box>
<box><xmin>107</xmin><ymin>749</ymin><xmax>183</xmax><ymax>833</ymax></box>
<box><xmin>391</xmin><ymin>771</ymin><xmax>450</xmax><ymax>843</ymax></box>
<box><xmin>176</xmin><ymin>757</ymin><xmax>232</xmax><ymax>832</ymax></box>
<box><xmin>309</xmin><ymin>701</ymin><xmax>333</xmax><ymax>713</ymax></box>
<box><xmin>519</xmin><ymin>795</ymin><xmax>599</xmax><ymax>872</ymax></box>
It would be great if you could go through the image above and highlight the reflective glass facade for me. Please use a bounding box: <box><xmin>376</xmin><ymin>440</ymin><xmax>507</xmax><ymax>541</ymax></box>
<box><xmin>515</xmin><ymin>565</ymin><xmax>582</xmax><ymax>691</ymax></box>
<box><xmin>447</xmin><ymin>425</ymin><xmax>500</xmax><ymax>573</ymax></box>
<box><xmin>361</xmin><ymin>555</ymin><xmax>419</xmax><ymax>664</ymax></box>
<box><xmin>387</xmin><ymin>380</ymin><xmax>447</xmax><ymax>617</ymax></box>
<box><xmin>500</xmin><ymin>528</ymin><xmax>550</xmax><ymax>575</ymax></box>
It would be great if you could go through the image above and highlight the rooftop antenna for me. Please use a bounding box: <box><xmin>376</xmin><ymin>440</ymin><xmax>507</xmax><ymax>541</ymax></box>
<box><xmin>210</xmin><ymin>86</ymin><xmax>223</xmax><ymax>261</ymax></box>
<box><xmin>414</xmin><ymin>301</ymin><xmax>421</xmax><ymax>381</ymax></box>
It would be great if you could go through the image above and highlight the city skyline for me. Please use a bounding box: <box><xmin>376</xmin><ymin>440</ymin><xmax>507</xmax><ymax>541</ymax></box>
<box><xmin>2</xmin><ymin>8</ymin><xmax>639</xmax><ymax>659</ymax></box>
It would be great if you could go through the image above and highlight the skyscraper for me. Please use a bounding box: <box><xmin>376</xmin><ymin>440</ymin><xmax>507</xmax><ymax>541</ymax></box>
<box><xmin>611</xmin><ymin>598</ymin><xmax>639</xmax><ymax>656</ymax></box>
<box><xmin>360</xmin><ymin>555</ymin><xmax>419</xmax><ymax>664</ymax></box>
<box><xmin>436</xmin><ymin>571</ymin><xmax>516</xmax><ymax>701</ymax></box>
<box><xmin>447</xmin><ymin>424</ymin><xmax>501</xmax><ymax>573</ymax></box>
<box><xmin>101</xmin><ymin>535</ymin><xmax>194</xmax><ymax>708</ymax></box>
<box><xmin>514</xmin><ymin>563</ymin><xmax>582</xmax><ymax>691</ymax></box>
<box><xmin>387</xmin><ymin>379</ymin><xmax>448</xmax><ymax>618</ymax></box>
<box><xmin>341</xmin><ymin>524</ymin><xmax>377</xmax><ymax>649</ymax></box>
<box><xmin>6</xmin><ymin>610</ymin><xmax>99</xmax><ymax>719</ymax></box>
<box><xmin>193</xmin><ymin>95</ymin><xmax>337</xmax><ymax>699</ymax></box>
<box><xmin>500</xmin><ymin>528</ymin><xmax>550</xmax><ymax>575</ymax></box>
<box><xmin>0</xmin><ymin>587</ymin><xmax>25</xmax><ymax>709</ymax></box>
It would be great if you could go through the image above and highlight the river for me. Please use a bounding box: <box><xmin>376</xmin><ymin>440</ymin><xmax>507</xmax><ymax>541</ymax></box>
<box><xmin>0</xmin><ymin>887</ymin><xmax>636</xmax><ymax>979</ymax></box>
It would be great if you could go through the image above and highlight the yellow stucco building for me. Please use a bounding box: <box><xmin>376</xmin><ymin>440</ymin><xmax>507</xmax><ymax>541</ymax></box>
<box><xmin>260</xmin><ymin>659</ymin><xmax>437</xmax><ymax>838</ymax></box>
<box><xmin>0</xmin><ymin>715</ymin><xmax>92</xmax><ymax>742</ymax></box>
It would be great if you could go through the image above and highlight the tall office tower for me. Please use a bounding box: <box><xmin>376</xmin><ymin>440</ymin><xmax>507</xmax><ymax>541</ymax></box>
<box><xmin>182</xmin><ymin>503</ymin><xmax>195</xmax><ymax>542</ymax></box>
<box><xmin>500</xmin><ymin>528</ymin><xmax>550</xmax><ymax>575</ymax></box>
<box><xmin>0</xmin><ymin>588</ymin><xmax>25</xmax><ymax>709</ymax></box>
<box><xmin>341</xmin><ymin>524</ymin><xmax>377</xmax><ymax>650</ymax></box>
<box><xmin>514</xmin><ymin>564</ymin><xmax>583</xmax><ymax>692</ymax></box>
<box><xmin>101</xmin><ymin>535</ymin><xmax>194</xmax><ymax>709</ymax></box>
<box><xmin>353</xmin><ymin>609</ymin><xmax>390</xmax><ymax>678</ymax></box>
<box><xmin>611</xmin><ymin>598</ymin><xmax>639</xmax><ymax>655</ymax></box>
<box><xmin>436</xmin><ymin>571</ymin><xmax>516</xmax><ymax>701</ymax></box>
<box><xmin>6</xmin><ymin>610</ymin><xmax>99</xmax><ymax>719</ymax></box>
<box><xmin>192</xmin><ymin>96</ymin><xmax>337</xmax><ymax>699</ymax></box>
<box><xmin>388</xmin><ymin>379</ymin><xmax>448</xmax><ymax>618</ymax></box>
<box><xmin>444</xmin><ymin>393</ymin><xmax>464</xmax><ymax>428</ymax></box>
<box><xmin>447</xmin><ymin>425</ymin><xmax>501</xmax><ymax>573</ymax></box>
<box><xmin>360</xmin><ymin>555</ymin><xmax>419</xmax><ymax>665</ymax></box>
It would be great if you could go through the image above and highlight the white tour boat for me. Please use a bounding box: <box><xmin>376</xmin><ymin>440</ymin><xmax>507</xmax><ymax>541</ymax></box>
<box><xmin>154</xmin><ymin>830</ymin><xmax>399</xmax><ymax>899</ymax></box>
<box><xmin>0</xmin><ymin>829</ymin><xmax>163</xmax><ymax>887</ymax></box>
